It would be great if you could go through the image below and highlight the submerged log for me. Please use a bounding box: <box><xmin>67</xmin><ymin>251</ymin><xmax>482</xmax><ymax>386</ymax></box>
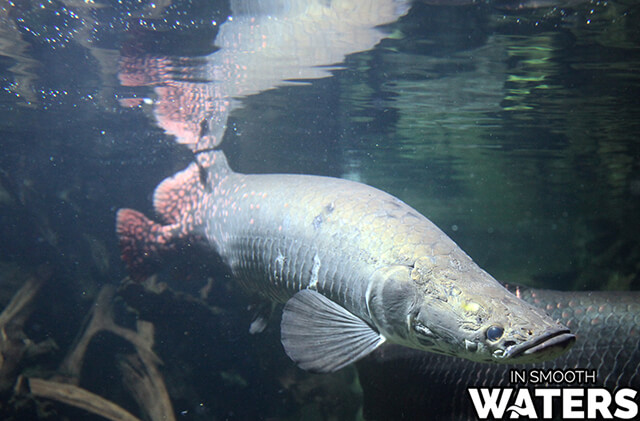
<box><xmin>32</xmin><ymin>282</ymin><xmax>174</xmax><ymax>420</ymax></box>
<box><xmin>0</xmin><ymin>265</ymin><xmax>52</xmax><ymax>391</ymax></box>
<box><xmin>27</xmin><ymin>377</ymin><xmax>141</xmax><ymax>421</ymax></box>
<box><xmin>57</xmin><ymin>284</ymin><xmax>162</xmax><ymax>383</ymax></box>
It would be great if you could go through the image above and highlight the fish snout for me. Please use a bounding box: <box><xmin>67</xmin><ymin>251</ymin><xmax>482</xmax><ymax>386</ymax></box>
<box><xmin>506</xmin><ymin>328</ymin><xmax>576</xmax><ymax>363</ymax></box>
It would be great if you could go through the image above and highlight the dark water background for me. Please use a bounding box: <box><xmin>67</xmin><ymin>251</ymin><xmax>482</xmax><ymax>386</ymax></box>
<box><xmin>0</xmin><ymin>0</ymin><xmax>639</xmax><ymax>420</ymax></box>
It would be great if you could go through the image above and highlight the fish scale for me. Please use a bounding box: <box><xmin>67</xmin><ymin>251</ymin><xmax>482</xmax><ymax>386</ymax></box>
<box><xmin>214</xmin><ymin>172</ymin><xmax>380</xmax><ymax>319</ymax></box>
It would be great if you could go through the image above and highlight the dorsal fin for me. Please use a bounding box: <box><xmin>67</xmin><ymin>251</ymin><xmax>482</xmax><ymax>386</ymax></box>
<box><xmin>194</xmin><ymin>149</ymin><xmax>232</xmax><ymax>175</ymax></box>
<box><xmin>153</xmin><ymin>150</ymin><xmax>232</xmax><ymax>225</ymax></box>
<box><xmin>153</xmin><ymin>162</ymin><xmax>204</xmax><ymax>225</ymax></box>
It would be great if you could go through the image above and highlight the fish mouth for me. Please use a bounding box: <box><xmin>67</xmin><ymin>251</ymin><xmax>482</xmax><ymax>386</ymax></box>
<box><xmin>506</xmin><ymin>329</ymin><xmax>576</xmax><ymax>362</ymax></box>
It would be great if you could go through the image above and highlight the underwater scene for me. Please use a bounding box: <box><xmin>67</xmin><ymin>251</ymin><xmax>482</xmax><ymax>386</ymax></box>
<box><xmin>0</xmin><ymin>0</ymin><xmax>639</xmax><ymax>420</ymax></box>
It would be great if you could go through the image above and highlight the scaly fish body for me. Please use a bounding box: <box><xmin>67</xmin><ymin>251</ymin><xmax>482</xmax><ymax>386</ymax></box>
<box><xmin>117</xmin><ymin>151</ymin><xmax>574</xmax><ymax>372</ymax></box>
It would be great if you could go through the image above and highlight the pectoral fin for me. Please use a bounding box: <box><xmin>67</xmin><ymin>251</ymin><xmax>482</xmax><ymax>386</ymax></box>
<box><xmin>280</xmin><ymin>289</ymin><xmax>386</xmax><ymax>373</ymax></box>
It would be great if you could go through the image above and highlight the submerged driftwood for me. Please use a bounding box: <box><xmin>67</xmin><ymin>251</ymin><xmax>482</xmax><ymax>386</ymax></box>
<box><xmin>1</xmin><ymin>266</ymin><xmax>360</xmax><ymax>420</ymax></box>
<box><xmin>0</xmin><ymin>267</ymin><xmax>175</xmax><ymax>421</ymax></box>
<box><xmin>39</xmin><ymin>282</ymin><xmax>175</xmax><ymax>421</ymax></box>
<box><xmin>0</xmin><ymin>265</ymin><xmax>53</xmax><ymax>391</ymax></box>
<box><xmin>27</xmin><ymin>377</ymin><xmax>141</xmax><ymax>421</ymax></box>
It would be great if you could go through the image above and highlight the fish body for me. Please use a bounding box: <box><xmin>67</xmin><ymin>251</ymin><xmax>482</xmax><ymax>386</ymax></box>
<box><xmin>116</xmin><ymin>151</ymin><xmax>574</xmax><ymax>372</ymax></box>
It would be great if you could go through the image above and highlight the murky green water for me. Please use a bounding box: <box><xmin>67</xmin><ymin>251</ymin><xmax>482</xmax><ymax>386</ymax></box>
<box><xmin>224</xmin><ymin>2</ymin><xmax>640</xmax><ymax>291</ymax></box>
<box><xmin>0</xmin><ymin>0</ymin><xmax>638</xmax><ymax>419</ymax></box>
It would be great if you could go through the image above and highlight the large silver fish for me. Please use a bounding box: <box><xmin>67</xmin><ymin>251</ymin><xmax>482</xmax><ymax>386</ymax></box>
<box><xmin>116</xmin><ymin>151</ymin><xmax>574</xmax><ymax>372</ymax></box>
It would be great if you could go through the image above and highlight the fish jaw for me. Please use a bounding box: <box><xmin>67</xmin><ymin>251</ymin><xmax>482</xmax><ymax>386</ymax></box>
<box><xmin>367</xmin><ymin>253</ymin><xmax>576</xmax><ymax>365</ymax></box>
<box><xmin>410</xmin><ymin>284</ymin><xmax>576</xmax><ymax>365</ymax></box>
<box><xmin>501</xmin><ymin>329</ymin><xmax>576</xmax><ymax>363</ymax></box>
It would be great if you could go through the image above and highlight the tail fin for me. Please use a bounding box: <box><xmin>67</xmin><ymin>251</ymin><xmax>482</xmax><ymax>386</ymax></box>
<box><xmin>116</xmin><ymin>151</ymin><xmax>229</xmax><ymax>280</ymax></box>
<box><xmin>117</xmin><ymin>161</ymin><xmax>209</xmax><ymax>280</ymax></box>
<box><xmin>116</xmin><ymin>209</ymin><xmax>182</xmax><ymax>281</ymax></box>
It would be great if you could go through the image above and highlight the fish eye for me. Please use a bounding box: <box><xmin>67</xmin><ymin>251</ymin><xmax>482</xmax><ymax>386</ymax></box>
<box><xmin>486</xmin><ymin>325</ymin><xmax>504</xmax><ymax>342</ymax></box>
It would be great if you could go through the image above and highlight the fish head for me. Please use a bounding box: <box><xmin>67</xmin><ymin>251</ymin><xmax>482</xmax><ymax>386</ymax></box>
<box><xmin>370</xmin><ymin>255</ymin><xmax>575</xmax><ymax>364</ymax></box>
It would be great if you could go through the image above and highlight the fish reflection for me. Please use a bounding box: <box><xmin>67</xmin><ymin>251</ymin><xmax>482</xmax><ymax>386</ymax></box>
<box><xmin>118</xmin><ymin>0</ymin><xmax>410</xmax><ymax>151</ymax></box>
